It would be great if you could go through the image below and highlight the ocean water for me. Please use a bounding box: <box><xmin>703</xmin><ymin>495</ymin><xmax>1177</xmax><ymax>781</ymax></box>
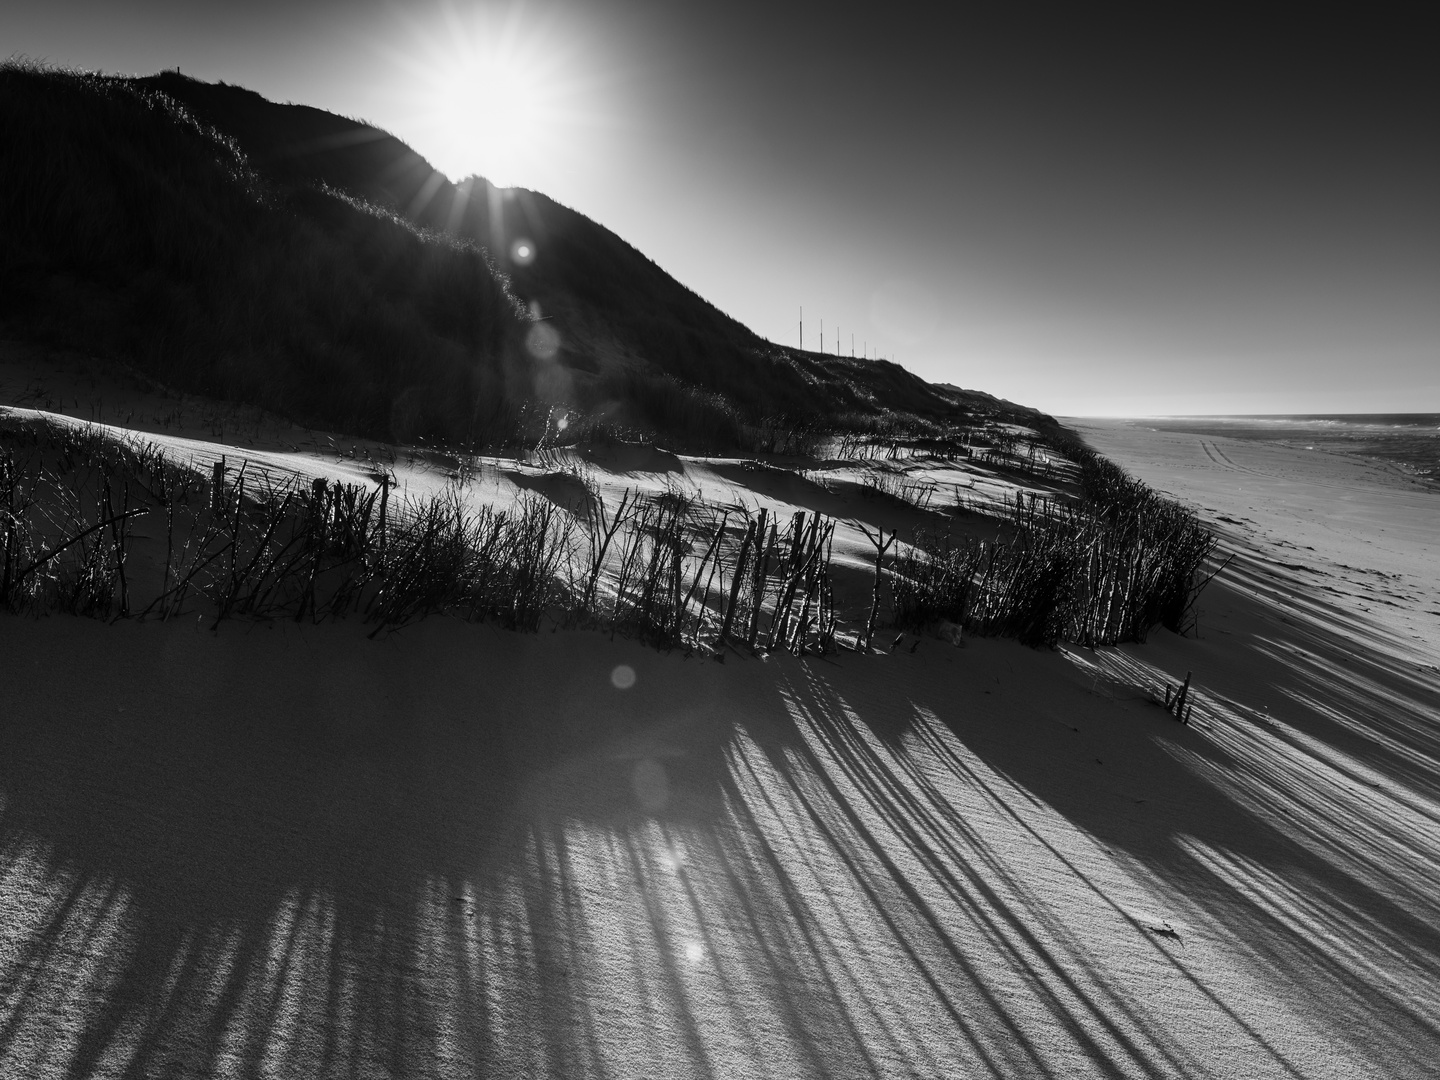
<box><xmin>1141</xmin><ymin>414</ymin><xmax>1440</xmax><ymax>487</ymax></box>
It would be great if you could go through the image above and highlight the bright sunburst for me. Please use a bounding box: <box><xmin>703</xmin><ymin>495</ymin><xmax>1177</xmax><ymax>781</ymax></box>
<box><xmin>379</xmin><ymin>1</ymin><xmax>602</xmax><ymax>187</ymax></box>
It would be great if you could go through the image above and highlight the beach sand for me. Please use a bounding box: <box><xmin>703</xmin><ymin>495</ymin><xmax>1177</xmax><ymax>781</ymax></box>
<box><xmin>2</xmin><ymin>410</ymin><xmax>1438</xmax><ymax>1078</ymax></box>
<box><xmin>1073</xmin><ymin>417</ymin><xmax>1440</xmax><ymax>674</ymax></box>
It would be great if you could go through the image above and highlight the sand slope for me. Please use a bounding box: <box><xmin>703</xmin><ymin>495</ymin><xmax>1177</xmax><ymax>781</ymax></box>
<box><xmin>2</xmin><ymin>415</ymin><xmax>1438</xmax><ymax>1078</ymax></box>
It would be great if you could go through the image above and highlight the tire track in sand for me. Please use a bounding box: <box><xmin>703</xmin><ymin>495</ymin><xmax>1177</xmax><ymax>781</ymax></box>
<box><xmin>1200</xmin><ymin>440</ymin><xmax>1265</xmax><ymax>477</ymax></box>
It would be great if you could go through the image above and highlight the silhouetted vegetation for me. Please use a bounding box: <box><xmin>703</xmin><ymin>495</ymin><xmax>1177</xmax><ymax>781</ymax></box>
<box><xmin>4</xmin><ymin>413</ymin><xmax>1218</xmax><ymax>655</ymax></box>
<box><xmin>2</xmin><ymin>63</ymin><xmax>1061</xmax><ymax>455</ymax></box>
<box><xmin>0</xmin><ymin>419</ymin><xmax>572</xmax><ymax>630</ymax></box>
<box><xmin>891</xmin><ymin>480</ymin><xmax>1218</xmax><ymax>647</ymax></box>
<box><xmin>1</xmin><ymin>418</ymin><xmax>849</xmax><ymax>652</ymax></box>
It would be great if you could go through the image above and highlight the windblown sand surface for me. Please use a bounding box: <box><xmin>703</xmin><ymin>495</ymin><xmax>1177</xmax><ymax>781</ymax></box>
<box><xmin>3</xmin><ymin>405</ymin><xmax>1438</xmax><ymax>1077</ymax></box>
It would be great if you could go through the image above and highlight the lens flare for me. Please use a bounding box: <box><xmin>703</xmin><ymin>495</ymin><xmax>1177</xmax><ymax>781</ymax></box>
<box><xmin>525</xmin><ymin>322</ymin><xmax>561</xmax><ymax>361</ymax></box>
<box><xmin>631</xmin><ymin>758</ymin><xmax>669</xmax><ymax>811</ymax></box>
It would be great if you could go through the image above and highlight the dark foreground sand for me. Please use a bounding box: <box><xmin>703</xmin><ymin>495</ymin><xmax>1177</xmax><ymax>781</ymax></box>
<box><xmin>3</xmin><ymin>420</ymin><xmax>1439</xmax><ymax>1078</ymax></box>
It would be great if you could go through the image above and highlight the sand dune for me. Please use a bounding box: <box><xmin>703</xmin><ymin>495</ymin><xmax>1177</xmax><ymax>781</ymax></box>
<box><xmin>2</xmin><ymin>413</ymin><xmax>1438</xmax><ymax>1078</ymax></box>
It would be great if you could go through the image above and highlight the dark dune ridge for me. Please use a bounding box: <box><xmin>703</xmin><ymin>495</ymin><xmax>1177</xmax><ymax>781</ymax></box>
<box><xmin>0</xmin><ymin>63</ymin><xmax>1053</xmax><ymax>454</ymax></box>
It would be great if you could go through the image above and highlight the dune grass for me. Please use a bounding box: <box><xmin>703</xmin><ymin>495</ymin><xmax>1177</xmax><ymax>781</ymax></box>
<box><xmin>891</xmin><ymin>482</ymin><xmax>1218</xmax><ymax>647</ymax></box>
<box><xmin>0</xmin><ymin>418</ymin><xmax>851</xmax><ymax>653</ymax></box>
<box><xmin>3</xmin><ymin>411</ymin><xmax>1219</xmax><ymax>658</ymax></box>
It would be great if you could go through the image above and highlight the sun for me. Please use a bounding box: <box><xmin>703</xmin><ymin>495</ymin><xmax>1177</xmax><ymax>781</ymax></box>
<box><xmin>434</xmin><ymin>51</ymin><xmax>539</xmax><ymax>177</ymax></box>
<box><xmin>377</xmin><ymin>1</ymin><xmax>604</xmax><ymax>188</ymax></box>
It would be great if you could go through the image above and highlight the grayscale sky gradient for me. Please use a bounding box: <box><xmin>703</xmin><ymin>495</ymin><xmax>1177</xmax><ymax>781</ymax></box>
<box><xmin>6</xmin><ymin>1</ymin><xmax>1438</xmax><ymax>415</ymax></box>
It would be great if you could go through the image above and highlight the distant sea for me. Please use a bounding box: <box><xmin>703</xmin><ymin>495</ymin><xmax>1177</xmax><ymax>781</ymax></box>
<box><xmin>1140</xmin><ymin>414</ymin><xmax>1440</xmax><ymax>488</ymax></box>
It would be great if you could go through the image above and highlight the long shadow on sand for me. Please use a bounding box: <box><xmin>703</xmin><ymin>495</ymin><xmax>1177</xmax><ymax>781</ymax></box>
<box><xmin>707</xmin><ymin>461</ymin><xmax>983</xmax><ymax>540</ymax></box>
<box><xmin>501</xmin><ymin>467</ymin><xmax>595</xmax><ymax>518</ymax></box>
<box><xmin>578</xmin><ymin>443</ymin><xmax>683</xmax><ymax>476</ymax></box>
<box><xmin>2</xmin><ymin>583</ymin><xmax>1438</xmax><ymax>1077</ymax></box>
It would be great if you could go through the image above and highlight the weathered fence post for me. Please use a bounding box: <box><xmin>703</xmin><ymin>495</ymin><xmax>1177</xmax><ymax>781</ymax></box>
<box><xmin>720</xmin><ymin>518</ymin><xmax>756</xmax><ymax>643</ymax></box>
<box><xmin>1164</xmin><ymin>670</ymin><xmax>1193</xmax><ymax>722</ymax></box>
<box><xmin>859</xmin><ymin>524</ymin><xmax>896</xmax><ymax>650</ymax></box>
<box><xmin>211</xmin><ymin>456</ymin><xmax>225</xmax><ymax>515</ymax></box>
<box><xmin>378</xmin><ymin>475</ymin><xmax>390</xmax><ymax>558</ymax></box>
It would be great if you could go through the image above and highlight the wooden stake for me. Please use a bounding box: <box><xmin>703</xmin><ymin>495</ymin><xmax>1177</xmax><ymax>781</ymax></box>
<box><xmin>746</xmin><ymin>510</ymin><xmax>775</xmax><ymax>649</ymax></box>
<box><xmin>378</xmin><ymin>475</ymin><xmax>390</xmax><ymax>557</ymax></box>
<box><xmin>858</xmin><ymin>523</ymin><xmax>896</xmax><ymax>650</ymax></box>
<box><xmin>720</xmin><ymin>519</ymin><xmax>756</xmax><ymax>642</ymax></box>
<box><xmin>211</xmin><ymin>457</ymin><xmax>225</xmax><ymax>515</ymax></box>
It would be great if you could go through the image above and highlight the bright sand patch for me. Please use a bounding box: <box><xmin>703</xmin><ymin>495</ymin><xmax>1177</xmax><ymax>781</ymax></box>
<box><xmin>1071</xmin><ymin>417</ymin><xmax>1440</xmax><ymax>671</ymax></box>
<box><xmin>2</xmin><ymin>417</ymin><xmax>1438</xmax><ymax>1077</ymax></box>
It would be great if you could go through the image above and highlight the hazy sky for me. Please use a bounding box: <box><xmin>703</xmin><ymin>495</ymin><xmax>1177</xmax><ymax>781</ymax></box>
<box><xmin>7</xmin><ymin>2</ymin><xmax>1439</xmax><ymax>416</ymax></box>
